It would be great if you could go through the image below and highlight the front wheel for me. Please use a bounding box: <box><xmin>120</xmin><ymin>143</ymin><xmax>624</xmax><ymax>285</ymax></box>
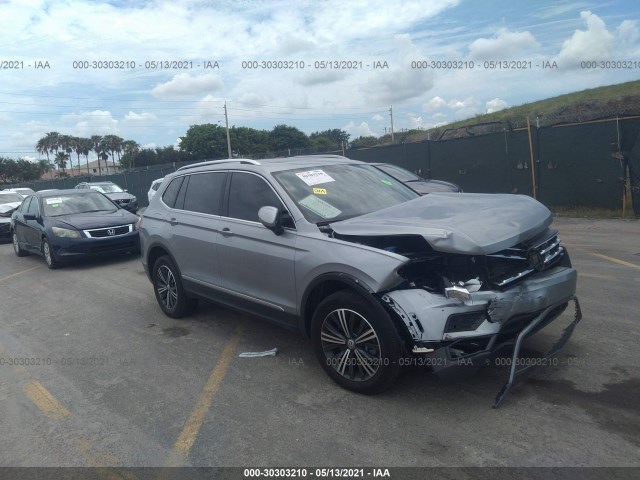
<box><xmin>311</xmin><ymin>290</ymin><xmax>402</xmax><ymax>394</ymax></box>
<box><xmin>152</xmin><ymin>255</ymin><xmax>198</xmax><ymax>318</ymax></box>
<box><xmin>42</xmin><ymin>238</ymin><xmax>60</xmax><ymax>269</ymax></box>
<box><xmin>12</xmin><ymin>231</ymin><xmax>28</xmax><ymax>257</ymax></box>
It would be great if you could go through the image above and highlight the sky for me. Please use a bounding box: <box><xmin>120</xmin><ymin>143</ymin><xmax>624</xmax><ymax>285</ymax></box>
<box><xmin>0</xmin><ymin>0</ymin><xmax>639</xmax><ymax>160</ymax></box>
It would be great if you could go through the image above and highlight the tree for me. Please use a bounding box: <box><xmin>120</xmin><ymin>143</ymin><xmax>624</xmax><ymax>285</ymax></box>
<box><xmin>35</xmin><ymin>131</ymin><xmax>61</xmax><ymax>168</ymax></box>
<box><xmin>103</xmin><ymin>134</ymin><xmax>124</xmax><ymax>171</ymax></box>
<box><xmin>349</xmin><ymin>136</ymin><xmax>380</xmax><ymax>148</ymax></box>
<box><xmin>310</xmin><ymin>129</ymin><xmax>350</xmax><ymax>148</ymax></box>
<box><xmin>179</xmin><ymin>124</ymin><xmax>228</xmax><ymax>160</ymax></box>
<box><xmin>269</xmin><ymin>124</ymin><xmax>309</xmax><ymax>152</ymax></box>
<box><xmin>90</xmin><ymin>135</ymin><xmax>108</xmax><ymax>175</ymax></box>
<box><xmin>54</xmin><ymin>151</ymin><xmax>69</xmax><ymax>174</ymax></box>
<box><xmin>121</xmin><ymin>140</ymin><xmax>140</xmax><ymax>168</ymax></box>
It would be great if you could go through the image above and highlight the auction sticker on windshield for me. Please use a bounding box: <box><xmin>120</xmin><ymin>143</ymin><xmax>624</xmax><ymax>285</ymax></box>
<box><xmin>295</xmin><ymin>169</ymin><xmax>335</xmax><ymax>186</ymax></box>
<box><xmin>46</xmin><ymin>197</ymin><xmax>63</xmax><ymax>205</ymax></box>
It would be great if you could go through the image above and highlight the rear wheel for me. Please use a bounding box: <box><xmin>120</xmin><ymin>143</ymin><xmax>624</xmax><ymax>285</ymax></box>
<box><xmin>152</xmin><ymin>255</ymin><xmax>198</xmax><ymax>318</ymax></box>
<box><xmin>12</xmin><ymin>231</ymin><xmax>28</xmax><ymax>257</ymax></box>
<box><xmin>311</xmin><ymin>290</ymin><xmax>402</xmax><ymax>394</ymax></box>
<box><xmin>42</xmin><ymin>238</ymin><xmax>60</xmax><ymax>269</ymax></box>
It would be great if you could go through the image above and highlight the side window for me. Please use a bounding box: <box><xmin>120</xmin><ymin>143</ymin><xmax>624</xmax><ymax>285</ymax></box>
<box><xmin>152</xmin><ymin>182</ymin><xmax>161</xmax><ymax>191</ymax></box>
<box><xmin>161</xmin><ymin>176</ymin><xmax>184</xmax><ymax>208</ymax></box>
<box><xmin>182</xmin><ymin>172</ymin><xmax>226</xmax><ymax>215</ymax></box>
<box><xmin>27</xmin><ymin>196</ymin><xmax>39</xmax><ymax>216</ymax></box>
<box><xmin>227</xmin><ymin>172</ymin><xmax>289</xmax><ymax>224</ymax></box>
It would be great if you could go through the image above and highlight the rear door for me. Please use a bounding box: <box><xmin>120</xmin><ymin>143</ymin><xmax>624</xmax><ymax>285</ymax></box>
<box><xmin>168</xmin><ymin>172</ymin><xmax>227</xmax><ymax>288</ymax></box>
<box><xmin>216</xmin><ymin>171</ymin><xmax>298</xmax><ymax>321</ymax></box>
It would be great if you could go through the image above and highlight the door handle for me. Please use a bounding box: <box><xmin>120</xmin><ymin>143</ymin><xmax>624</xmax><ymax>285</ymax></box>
<box><xmin>169</xmin><ymin>217</ymin><xmax>178</xmax><ymax>226</ymax></box>
<box><xmin>221</xmin><ymin>227</ymin><xmax>233</xmax><ymax>236</ymax></box>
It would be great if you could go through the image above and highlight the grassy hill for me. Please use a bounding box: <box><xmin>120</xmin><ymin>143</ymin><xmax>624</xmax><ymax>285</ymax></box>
<box><xmin>370</xmin><ymin>80</ymin><xmax>640</xmax><ymax>144</ymax></box>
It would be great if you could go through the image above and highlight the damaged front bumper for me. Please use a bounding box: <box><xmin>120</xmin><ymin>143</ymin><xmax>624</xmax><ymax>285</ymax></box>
<box><xmin>381</xmin><ymin>266</ymin><xmax>581</xmax><ymax>407</ymax></box>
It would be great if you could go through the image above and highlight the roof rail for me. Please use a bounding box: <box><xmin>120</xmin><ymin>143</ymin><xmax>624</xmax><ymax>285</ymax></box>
<box><xmin>177</xmin><ymin>159</ymin><xmax>261</xmax><ymax>171</ymax></box>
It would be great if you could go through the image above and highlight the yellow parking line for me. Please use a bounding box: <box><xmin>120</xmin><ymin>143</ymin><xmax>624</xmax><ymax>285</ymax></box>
<box><xmin>590</xmin><ymin>253</ymin><xmax>640</xmax><ymax>270</ymax></box>
<box><xmin>171</xmin><ymin>324</ymin><xmax>244</xmax><ymax>459</ymax></box>
<box><xmin>22</xmin><ymin>379</ymin><xmax>70</xmax><ymax>420</ymax></box>
<box><xmin>0</xmin><ymin>265</ymin><xmax>42</xmax><ymax>282</ymax></box>
<box><xmin>579</xmin><ymin>272</ymin><xmax>617</xmax><ymax>280</ymax></box>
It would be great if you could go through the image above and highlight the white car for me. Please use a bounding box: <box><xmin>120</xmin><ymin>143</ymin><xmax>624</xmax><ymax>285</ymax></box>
<box><xmin>0</xmin><ymin>191</ymin><xmax>25</xmax><ymax>240</ymax></box>
<box><xmin>147</xmin><ymin>178</ymin><xmax>164</xmax><ymax>204</ymax></box>
<box><xmin>3</xmin><ymin>187</ymin><xmax>35</xmax><ymax>196</ymax></box>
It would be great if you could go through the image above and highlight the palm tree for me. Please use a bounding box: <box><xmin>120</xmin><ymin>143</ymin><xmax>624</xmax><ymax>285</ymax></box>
<box><xmin>90</xmin><ymin>135</ymin><xmax>105</xmax><ymax>175</ymax></box>
<box><xmin>122</xmin><ymin>140</ymin><xmax>140</xmax><ymax>168</ymax></box>
<box><xmin>54</xmin><ymin>151</ymin><xmax>69</xmax><ymax>175</ymax></box>
<box><xmin>35</xmin><ymin>137</ymin><xmax>50</xmax><ymax>163</ymax></box>
<box><xmin>59</xmin><ymin>134</ymin><xmax>74</xmax><ymax>174</ymax></box>
<box><xmin>76</xmin><ymin>137</ymin><xmax>92</xmax><ymax>175</ymax></box>
<box><xmin>103</xmin><ymin>135</ymin><xmax>124</xmax><ymax>172</ymax></box>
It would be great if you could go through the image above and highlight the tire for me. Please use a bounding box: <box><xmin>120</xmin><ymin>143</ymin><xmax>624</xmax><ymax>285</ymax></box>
<box><xmin>311</xmin><ymin>290</ymin><xmax>402</xmax><ymax>394</ymax></box>
<box><xmin>12</xmin><ymin>231</ymin><xmax>28</xmax><ymax>257</ymax></box>
<box><xmin>152</xmin><ymin>255</ymin><xmax>198</xmax><ymax>318</ymax></box>
<box><xmin>42</xmin><ymin>237</ymin><xmax>60</xmax><ymax>269</ymax></box>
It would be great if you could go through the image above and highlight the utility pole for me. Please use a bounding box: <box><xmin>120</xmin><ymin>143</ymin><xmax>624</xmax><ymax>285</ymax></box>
<box><xmin>224</xmin><ymin>101</ymin><xmax>232</xmax><ymax>158</ymax></box>
<box><xmin>389</xmin><ymin>105</ymin><xmax>395</xmax><ymax>142</ymax></box>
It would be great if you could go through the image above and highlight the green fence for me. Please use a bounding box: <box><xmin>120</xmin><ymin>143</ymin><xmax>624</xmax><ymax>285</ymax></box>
<box><xmin>348</xmin><ymin>116</ymin><xmax>640</xmax><ymax>214</ymax></box>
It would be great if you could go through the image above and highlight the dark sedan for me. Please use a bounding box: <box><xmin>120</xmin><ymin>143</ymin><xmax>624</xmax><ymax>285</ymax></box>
<box><xmin>371</xmin><ymin>163</ymin><xmax>462</xmax><ymax>195</ymax></box>
<box><xmin>10</xmin><ymin>189</ymin><xmax>140</xmax><ymax>269</ymax></box>
<box><xmin>74</xmin><ymin>181</ymin><xmax>138</xmax><ymax>213</ymax></box>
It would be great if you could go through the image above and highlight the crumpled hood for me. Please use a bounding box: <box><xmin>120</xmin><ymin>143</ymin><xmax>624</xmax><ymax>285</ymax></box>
<box><xmin>329</xmin><ymin>193</ymin><xmax>552</xmax><ymax>255</ymax></box>
<box><xmin>0</xmin><ymin>202</ymin><xmax>22</xmax><ymax>214</ymax></box>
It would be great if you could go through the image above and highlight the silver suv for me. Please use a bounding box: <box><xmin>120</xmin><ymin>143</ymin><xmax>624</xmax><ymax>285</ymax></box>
<box><xmin>140</xmin><ymin>155</ymin><xmax>581</xmax><ymax>405</ymax></box>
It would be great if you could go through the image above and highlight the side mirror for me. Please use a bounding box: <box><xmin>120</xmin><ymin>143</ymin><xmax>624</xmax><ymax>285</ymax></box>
<box><xmin>258</xmin><ymin>206</ymin><xmax>284</xmax><ymax>235</ymax></box>
<box><xmin>24</xmin><ymin>213</ymin><xmax>37</xmax><ymax>221</ymax></box>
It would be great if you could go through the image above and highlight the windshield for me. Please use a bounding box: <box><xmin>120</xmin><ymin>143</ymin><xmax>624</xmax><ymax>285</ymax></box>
<box><xmin>42</xmin><ymin>192</ymin><xmax>117</xmax><ymax>216</ymax></box>
<box><xmin>89</xmin><ymin>184</ymin><xmax>124</xmax><ymax>193</ymax></box>
<box><xmin>0</xmin><ymin>192</ymin><xmax>24</xmax><ymax>204</ymax></box>
<box><xmin>375</xmin><ymin>164</ymin><xmax>422</xmax><ymax>182</ymax></box>
<box><xmin>273</xmin><ymin>163</ymin><xmax>418</xmax><ymax>224</ymax></box>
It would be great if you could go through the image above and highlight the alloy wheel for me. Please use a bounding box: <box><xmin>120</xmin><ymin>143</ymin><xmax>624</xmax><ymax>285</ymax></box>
<box><xmin>156</xmin><ymin>265</ymin><xmax>178</xmax><ymax>310</ymax></box>
<box><xmin>320</xmin><ymin>308</ymin><xmax>382</xmax><ymax>382</ymax></box>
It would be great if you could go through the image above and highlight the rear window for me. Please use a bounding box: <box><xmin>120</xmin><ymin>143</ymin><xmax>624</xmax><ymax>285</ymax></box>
<box><xmin>182</xmin><ymin>172</ymin><xmax>226</xmax><ymax>215</ymax></box>
<box><xmin>162</xmin><ymin>177</ymin><xmax>184</xmax><ymax>208</ymax></box>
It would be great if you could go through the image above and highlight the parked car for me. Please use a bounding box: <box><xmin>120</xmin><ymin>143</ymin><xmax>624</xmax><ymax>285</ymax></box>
<box><xmin>3</xmin><ymin>187</ymin><xmax>35</xmax><ymax>196</ymax></box>
<box><xmin>140</xmin><ymin>155</ymin><xmax>580</xmax><ymax>405</ymax></box>
<box><xmin>147</xmin><ymin>178</ymin><xmax>164</xmax><ymax>204</ymax></box>
<box><xmin>370</xmin><ymin>163</ymin><xmax>461</xmax><ymax>194</ymax></box>
<box><xmin>11</xmin><ymin>189</ymin><xmax>140</xmax><ymax>269</ymax></box>
<box><xmin>74</xmin><ymin>181</ymin><xmax>138</xmax><ymax>212</ymax></box>
<box><xmin>0</xmin><ymin>191</ymin><xmax>24</xmax><ymax>240</ymax></box>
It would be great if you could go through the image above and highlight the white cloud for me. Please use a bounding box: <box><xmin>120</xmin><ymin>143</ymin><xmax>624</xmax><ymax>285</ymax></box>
<box><xmin>448</xmin><ymin>97</ymin><xmax>479</xmax><ymax>110</ymax></box>
<box><xmin>486</xmin><ymin>98</ymin><xmax>508</xmax><ymax>113</ymax></box>
<box><xmin>238</xmin><ymin>92</ymin><xmax>271</xmax><ymax>107</ymax></box>
<box><xmin>151</xmin><ymin>73</ymin><xmax>224</xmax><ymax>98</ymax></box>
<box><xmin>555</xmin><ymin>11</ymin><xmax>614</xmax><ymax>67</ymax></box>
<box><xmin>343</xmin><ymin>121</ymin><xmax>375</xmax><ymax>138</ymax></box>
<box><xmin>469</xmin><ymin>28</ymin><xmax>539</xmax><ymax>60</ymax></box>
<box><xmin>362</xmin><ymin>34</ymin><xmax>434</xmax><ymax>104</ymax></box>
<box><xmin>617</xmin><ymin>20</ymin><xmax>640</xmax><ymax>54</ymax></box>
<box><xmin>372</xmin><ymin>114</ymin><xmax>384</xmax><ymax>121</ymax></box>
<box><xmin>298</xmin><ymin>70</ymin><xmax>347</xmax><ymax>86</ymax></box>
<box><xmin>408</xmin><ymin>115</ymin><xmax>424</xmax><ymax>129</ymax></box>
<box><xmin>61</xmin><ymin>110</ymin><xmax>119</xmax><ymax>136</ymax></box>
<box><xmin>423</xmin><ymin>96</ymin><xmax>447</xmax><ymax>111</ymax></box>
<box><xmin>124</xmin><ymin>111</ymin><xmax>157</xmax><ymax>122</ymax></box>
